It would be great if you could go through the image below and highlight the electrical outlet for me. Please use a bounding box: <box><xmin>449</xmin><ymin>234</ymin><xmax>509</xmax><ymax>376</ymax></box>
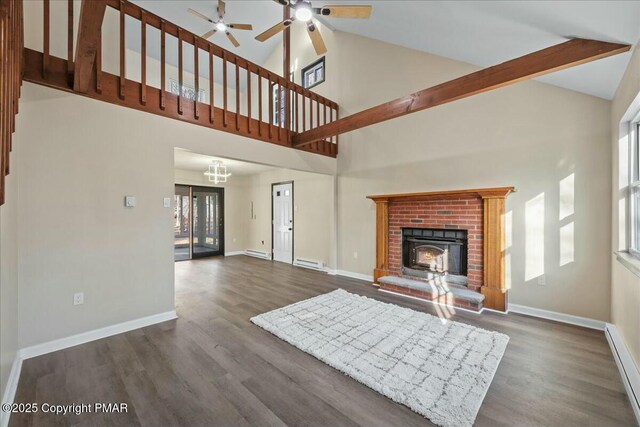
<box><xmin>353</xmin><ymin>251</ymin><xmax>358</xmax><ymax>259</ymax></box>
<box><xmin>163</xmin><ymin>197</ymin><xmax>171</xmax><ymax>208</ymax></box>
<box><xmin>537</xmin><ymin>276</ymin><xmax>546</xmax><ymax>286</ymax></box>
<box><xmin>233</xmin><ymin>237</ymin><xmax>237</xmax><ymax>243</ymax></box>
<box><xmin>73</xmin><ymin>292</ymin><xmax>84</xmax><ymax>305</ymax></box>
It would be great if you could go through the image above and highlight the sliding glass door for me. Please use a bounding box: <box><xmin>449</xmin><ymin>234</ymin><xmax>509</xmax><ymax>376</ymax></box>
<box><xmin>174</xmin><ymin>185</ymin><xmax>224</xmax><ymax>261</ymax></box>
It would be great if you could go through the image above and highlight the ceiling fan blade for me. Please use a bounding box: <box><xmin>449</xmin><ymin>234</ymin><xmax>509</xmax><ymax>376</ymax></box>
<box><xmin>188</xmin><ymin>8</ymin><xmax>214</xmax><ymax>23</ymax></box>
<box><xmin>273</xmin><ymin>0</ymin><xmax>290</xmax><ymax>5</ymax></box>
<box><xmin>255</xmin><ymin>19</ymin><xmax>293</xmax><ymax>42</ymax></box>
<box><xmin>228</xmin><ymin>23</ymin><xmax>253</xmax><ymax>31</ymax></box>
<box><xmin>226</xmin><ymin>31</ymin><xmax>240</xmax><ymax>48</ymax></box>
<box><xmin>319</xmin><ymin>5</ymin><xmax>372</xmax><ymax>18</ymax></box>
<box><xmin>201</xmin><ymin>29</ymin><xmax>217</xmax><ymax>40</ymax></box>
<box><xmin>218</xmin><ymin>0</ymin><xmax>226</xmax><ymax>19</ymax></box>
<box><xmin>306</xmin><ymin>21</ymin><xmax>327</xmax><ymax>55</ymax></box>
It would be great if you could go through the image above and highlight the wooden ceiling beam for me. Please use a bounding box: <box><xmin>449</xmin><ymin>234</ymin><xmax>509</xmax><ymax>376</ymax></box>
<box><xmin>292</xmin><ymin>38</ymin><xmax>631</xmax><ymax>147</ymax></box>
<box><xmin>73</xmin><ymin>0</ymin><xmax>107</xmax><ymax>93</ymax></box>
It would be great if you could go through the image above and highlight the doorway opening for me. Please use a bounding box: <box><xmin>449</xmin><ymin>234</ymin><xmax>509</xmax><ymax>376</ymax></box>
<box><xmin>272</xmin><ymin>181</ymin><xmax>294</xmax><ymax>264</ymax></box>
<box><xmin>174</xmin><ymin>184</ymin><xmax>225</xmax><ymax>261</ymax></box>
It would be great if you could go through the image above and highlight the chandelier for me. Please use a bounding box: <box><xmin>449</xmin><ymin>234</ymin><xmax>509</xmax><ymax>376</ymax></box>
<box><xmin>203</xmin><ymin>161</ymin><xmax>231</xmax><ymax>184</ymax></box>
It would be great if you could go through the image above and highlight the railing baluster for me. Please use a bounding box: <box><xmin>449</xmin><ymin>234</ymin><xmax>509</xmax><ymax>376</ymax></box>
<box><xmin>43</xmin><ymin>0</ymin><xmax>49</xmax><ymax>78</ymax></box>
<box><xmin>140</xmin><ymin>11</ymin><xmax>146</xmax><ymax>105</ymax></box>
<box><xmin>277</xmin><ymin>81</ymin><xmax>281</xmax><ymax>141</ymax></box>
<box><xmin>246</xmin><ymin>67</ymin><xmax>251</xmax><ymax>134</ymax></box>
<box><xmin>316</xmin><ymin>96</ymin><xmax>320</xmax><ymax>130</ymax></box>
<box><xmin>119</xmin><ymin>1</ymin><xmax>125</xmax><ymax>99</ymax></box>
<box><xmin>160</xmin><ymin>20</ymin><xmax>166</xmax><ymax>110</ymax></box>
<box><xmin>222</xmin><ymin>52</ymin><xmax>227</xmax><ymax>127</ymax></box>
<box><xmin>294</xmin><ymin>88</ymin><xmax>299</xmax><ymax>133</ymax></box>
<box><xmin>268</xmin><ymin>74</ymin><xmax>273</xmax><ymax>139</ymax></box>
<box><xmin>194</xmin><ymin>37</ymin><xmax>199</xmax><ymax>120</ymax></box>
<box><xmin>96</xmin><ymin>31</ymin><xmax>102</xmax><ymax>93</ymax></box>
<box><xmin>258</xmin><ymin>75</ymin><xmax>262</xmax><ymax>136</ymax></box>
<box><xmin>67</xmin><ymin>0</ymin><xmax>73</xmax><ymax>84</ymax></box>
<box><xmin>235</xmin><ymin>61</ymin><xmax>239</xmax><ymax>131</ymax></box>
<box><xmin>209</xmin><ymin>44</ymin><xmax>214</xmax><ymax>124</ymax></box>
<box><xmin>302</xmin><ymin>91</ymin><xmax>306</xmax><ymax>132</ymax></box>
<box><xmin>330</xmin><ymin>107</ymin><xmax>334</xmax><ymax>145</ymax></box>
<box><xmin>177</xmin><ymin>28</ymin><xmax>183</xmax><ymax>115</ymax></box>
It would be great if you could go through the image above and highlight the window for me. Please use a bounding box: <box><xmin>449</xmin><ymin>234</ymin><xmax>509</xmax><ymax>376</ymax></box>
<box><xmin>270</xmin><ymin>83</ymin><xmax>286</xmax><ymax>126</ymax></box>
<box><xmin>169</xmin><ymin>79</ymin><xmax>205</xmax><ymax>102</ymax></box>
<box><xmin>630</xmin><ymin>121</ymin><xmax>640</xmax><ymax>258</ymax></box>
<box><xmin>301</xmin><ymin>57</ymin><xmax>325</xmax><ymax>89</ymax></box>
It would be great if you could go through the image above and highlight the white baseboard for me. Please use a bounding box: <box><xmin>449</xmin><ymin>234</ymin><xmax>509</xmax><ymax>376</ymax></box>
<box><xmin>605</xmin><ymin>323</ymin><xmax>640</xmax><ymax>424</ymax></box>
<box><xmin>334</xmin><ymin>270</ymin><xmax>373</xmax><ymax>282</ymax></box>
<box><xmin>508</xmin><ymin>303</ymin><xmax>605</xmax><ymax>331</ymax></box>
<box><xmin>224</xmin><ymin>251</ymin><xmax>244</xmax><ymax>257</ymax></box>
<box><xmin>19</xmin><ymin>310</ymin><xmax>178</xmax><ymax>360</ymax></box>
<box><xmin>1</xmin><ymin>355</ymin><xmax>23</xmax><ymax>427</ymax></box>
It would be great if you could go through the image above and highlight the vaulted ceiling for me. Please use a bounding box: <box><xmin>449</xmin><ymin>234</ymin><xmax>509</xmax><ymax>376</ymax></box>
<box><xmin>131</xmin><ymin>0</ymin><xmax>640</xmax><ymax>100</ymax></box>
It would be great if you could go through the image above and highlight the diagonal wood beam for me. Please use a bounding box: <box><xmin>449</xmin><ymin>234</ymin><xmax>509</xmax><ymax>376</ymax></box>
<box><xmin>73</xmin><ymin>0</ymin><xmax>107</xmax><ymax>93</ymax></box>
<box><xmin>293</xmin><ymin>38</ymin><xmax>630</xmax><ymax>147</ymax></box>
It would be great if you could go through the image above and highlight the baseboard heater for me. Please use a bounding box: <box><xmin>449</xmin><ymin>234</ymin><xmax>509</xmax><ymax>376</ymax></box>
<box><xmin>294</xmin><ymin>258</ymin><xmax>325</xmax><ymax>271</ymax></box>
<box><xmin>244</xmin><ymin>249</ymin><xmax>271</xmax><ymax>260</ymax></box>
<box><xmin>605</xmin><ymin>324</ymin><xmax>640</xmax><ymax>423</ymax></box>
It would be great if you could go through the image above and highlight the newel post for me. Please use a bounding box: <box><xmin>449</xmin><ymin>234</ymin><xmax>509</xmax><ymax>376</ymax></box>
<box><xmin>481</xmin><ymin>195</ymin><xmax>508</xmax><ymax>311</ymax></box>
<box><xmin>373</xmin><ymin>199</ymin><xmax>389</xmax><ymax>283</ymax></box>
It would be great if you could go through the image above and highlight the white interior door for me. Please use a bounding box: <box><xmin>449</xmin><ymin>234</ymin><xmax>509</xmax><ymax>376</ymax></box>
<box><xmin>273</xmin><ymin>183</ymin><xmax>293</xmax><ymax>264</ymax></box>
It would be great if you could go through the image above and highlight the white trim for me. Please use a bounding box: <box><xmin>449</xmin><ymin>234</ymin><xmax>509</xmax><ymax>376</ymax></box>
<box><xmin>19</xmin><ymin>310</ymin><xmax>178</xmax><ymax>360</ymax></box>
<box><xmin>379</xmin><ymin>288</ymin><xmax>484</xmax><ymax>315</ymax></box>
<box><xmin>1</xmin><ymin>355</ymin><xmax>23</xmax><ymax>427</ymax></box>
<box><xmin>508</xmin><ymin>303</ymin><xmax>605</xmax><ymax>331</ymax></box>
<box><xmin>605</xmin><ymin>323</ymin><xmax>640</xmax><ymax>424</ymax></box>
<box><xmin>224</xmin><ymin>251</ymin><xmax>244</xmax><ymax>257</ymax></box>
<box><xmin>334</xmin><ymin>270</ymin><xmax>374</xmax><ymax>282</ymax></box>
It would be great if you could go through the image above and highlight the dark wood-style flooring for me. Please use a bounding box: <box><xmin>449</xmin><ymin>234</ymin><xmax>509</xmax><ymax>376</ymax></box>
<box><xmin>9</xmin><ymin>256</ymin><xmax>637</xmax><ymax>426</ymax></box>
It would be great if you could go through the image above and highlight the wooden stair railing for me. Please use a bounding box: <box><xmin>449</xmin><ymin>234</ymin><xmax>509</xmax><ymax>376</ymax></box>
<box><xmin>0</xmin><ymin>0</ymin><xmax>23</xmax><ymax>206</ymax></box>
<box><xmin>22</xmin><ymin>0</ymin><xmax>339</xmax><ymax>159</ymax></box>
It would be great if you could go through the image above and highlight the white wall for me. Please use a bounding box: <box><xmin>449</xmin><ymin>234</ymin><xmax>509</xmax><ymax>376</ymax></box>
<box><xmin>173</xmin><ymin>167</ymin><xmax>336</xmax><ymax>269</ymax></box>
<box><xmin>0</xmin><ymin>146</ymin><xmax>20</xmax><ymax>400</ymax></box>
<box><xmin>13</xmin><ymin>82</ymin><xmax>335</xmax><ymax>349</ymax></box>
<box><xmin>611</xmin><ymin>43</ymin><xmax>640</xmax><ymax>368</ymax></box>
<box><xmin>244</xmin><ymin>168</ymin><xmax>336</xmax><ymax>269</ymax></box>
<box><xmin>265</xmin><ymin>25</ymin><xmax>614</xmax><ymax>320</ymax></box>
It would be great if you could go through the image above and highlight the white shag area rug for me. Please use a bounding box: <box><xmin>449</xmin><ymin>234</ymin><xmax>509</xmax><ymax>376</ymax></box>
<box><xmin>251</xmin><ymin>289</ymin><xmax>509</xmax><ymax>427</ymax></box>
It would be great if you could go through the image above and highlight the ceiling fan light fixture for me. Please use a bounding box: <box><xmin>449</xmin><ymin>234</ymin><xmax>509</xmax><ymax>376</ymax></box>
<box><xmin>216</xmin><ymin>21</ymin><xmax>227</xmax><ymax>31</ymax></box>
<box><xmin>294</xmin><ymin>4</ymin><xmax>313</xmax><ymax>22</ymax></box>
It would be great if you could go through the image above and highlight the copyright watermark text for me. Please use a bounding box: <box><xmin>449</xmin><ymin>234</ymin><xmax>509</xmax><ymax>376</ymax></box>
<box><xmin>1</xmin><ymin>402</ymin><xmax>128</xmax><ymax>415</ymax></box>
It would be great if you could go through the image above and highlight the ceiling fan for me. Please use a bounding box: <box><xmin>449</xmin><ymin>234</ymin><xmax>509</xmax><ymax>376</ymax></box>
<box><xmin>255</xmin><ymin>0</ymin><xmax>372</xmax><ymax>55</ymax></box>
<box><xmin>188</xmin><ymin>0</ymin><xmax>253</xmax><ymax>48</ymax></box>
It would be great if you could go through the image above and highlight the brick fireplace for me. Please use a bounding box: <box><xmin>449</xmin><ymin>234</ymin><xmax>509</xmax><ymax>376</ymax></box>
<box><xmin>367</xmin><ymin>187</ymin><xmax>515</xmax><ymax>311</ymax></box>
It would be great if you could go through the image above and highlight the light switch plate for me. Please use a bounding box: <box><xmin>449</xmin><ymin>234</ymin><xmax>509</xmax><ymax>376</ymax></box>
<box><xmin>163</xmin><ymin>197</ymin><xmax>171</xmax><ymax>208</ymax></box>
<box><xmin>125</xmin><ymin>196</ymin><xmax>136</xmax><ymax>207</ymax></box>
